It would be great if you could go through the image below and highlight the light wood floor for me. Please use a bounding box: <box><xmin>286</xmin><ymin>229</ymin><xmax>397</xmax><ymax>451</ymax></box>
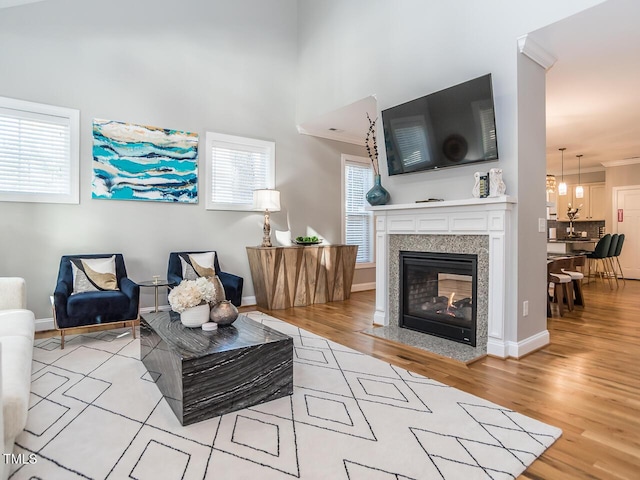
<box><xmin>257</xmin><ymin>280</ymin><xmax>640</xmax><ymax>480</ymax></box>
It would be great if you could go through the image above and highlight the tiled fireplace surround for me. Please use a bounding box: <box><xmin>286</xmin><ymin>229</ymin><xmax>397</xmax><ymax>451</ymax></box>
<box><xmin>368</xmin><ymin>197</ymin><xmax>522</xmax><ymax>362</ymax></box>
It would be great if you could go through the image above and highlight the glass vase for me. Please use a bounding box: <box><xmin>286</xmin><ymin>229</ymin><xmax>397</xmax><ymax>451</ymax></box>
<box><xmin>366</xmin><ymin>174</ymin><xmax>390</xmax><ymax>206</ymax></box>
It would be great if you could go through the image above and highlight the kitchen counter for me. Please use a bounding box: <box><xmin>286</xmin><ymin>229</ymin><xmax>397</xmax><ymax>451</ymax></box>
<box><xmin>547</xmin><ymin>238</ymin><xmax>597</xmax><ymax>254</ymax></box>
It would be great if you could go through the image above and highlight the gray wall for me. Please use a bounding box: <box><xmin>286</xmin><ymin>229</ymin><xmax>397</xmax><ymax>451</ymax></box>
<box><xmin>0</xmin><ymin>0</ymin><xmax>368</xmax><ymax>319</ymax></box>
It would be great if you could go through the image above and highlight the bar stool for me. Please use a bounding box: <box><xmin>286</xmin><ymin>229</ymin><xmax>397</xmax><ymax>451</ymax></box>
<box><xmin>586</xmin><ymin>234</ymin><xmax>611</xmax><ymax>287</ymax></box>
<box><xmin>613</xmin><ymin>234</ymin><xmax>625</xmax><ymax>284</ymax></box>
<box><xmin>562</xmin><ymin>255</ymin><xmax>586</xmax><ymax>306</ymax></box>
<box><xmin>548</xmin><ymin>259</ymin><xmax>573</xmax><ymax>316</ymax></box>
<box><xmin>606</xmin><ymin>234</ymin><xmax>619</xmax><ymax>288</ymax></box>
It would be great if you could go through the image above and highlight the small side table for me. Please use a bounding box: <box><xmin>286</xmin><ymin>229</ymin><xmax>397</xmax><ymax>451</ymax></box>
<box><xmin>137</xmin><ymin>279</ymin><xmax>174</xmax><ymax>312</ymax></box>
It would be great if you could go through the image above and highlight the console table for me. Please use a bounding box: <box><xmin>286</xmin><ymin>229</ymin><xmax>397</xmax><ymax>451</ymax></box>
<box><xmin>246</xmin><ymin>244</ymin><xmax>358</xmax><ymax>310</ymax></box>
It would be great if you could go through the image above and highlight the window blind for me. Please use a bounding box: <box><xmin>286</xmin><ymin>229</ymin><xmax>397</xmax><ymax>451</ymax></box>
<box><xmin>345</xmin><ymin>160</ymin><xmax>374</xmax><ymax>264</ymax></box>
<box><xmin>0</xmin><ymin>102</ymin><xmax>77</xmax><ymax>203</ymax></box>
<box><xmin>206</xmin><ymin>132</ymin><xmax>275</xmax><ymax>210</ymax></box>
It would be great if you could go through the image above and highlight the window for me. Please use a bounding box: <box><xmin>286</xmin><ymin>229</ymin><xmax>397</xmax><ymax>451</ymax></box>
<box><xmin>205</xmin><ymin>132</ymin><xmax>275</xmax><ymax>210</ymax></box>
<box><xmin>0</xmin><ymin>96</ymin><xmax>79</xmax><ymax>204</ymax></box>
<box><xmin>342</xmin><ymin>154</ymin><xmax>374</xmax><ymax>266</ymax></box>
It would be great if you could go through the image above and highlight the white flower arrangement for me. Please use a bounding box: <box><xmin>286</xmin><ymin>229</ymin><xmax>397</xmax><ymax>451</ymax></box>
<box><xmin>168</xmin><ymin>277</ymin><xmax>215</xmax><ymax>313</ymax></box>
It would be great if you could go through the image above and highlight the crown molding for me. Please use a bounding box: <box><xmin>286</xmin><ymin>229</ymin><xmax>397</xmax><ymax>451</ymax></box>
<box><xmin>601</xmin><ymin>158</ymin><xmax>640</xmax><ymax>168</ymax></box>
<box><xmin>517</xmin><ymin>34</ymin><xmax>557</xmax><ymax>70</ymax></box>
<box><xmin>296</xmin><ymin>126</ymin><xmax>365</xmax><ymax>146</ymax></box>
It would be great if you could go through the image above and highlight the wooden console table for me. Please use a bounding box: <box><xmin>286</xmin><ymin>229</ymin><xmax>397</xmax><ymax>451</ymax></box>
<box><xmin>246</xmin><ymin>244</ymin><xmax>358</xmax><ymax>310</ymax></box>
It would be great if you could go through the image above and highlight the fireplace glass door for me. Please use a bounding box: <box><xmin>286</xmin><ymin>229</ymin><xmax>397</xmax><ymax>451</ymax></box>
<box><xmin>399</xmin><ymin>251</ymin><xmax>477</xmax><ymax>346</ymax></box>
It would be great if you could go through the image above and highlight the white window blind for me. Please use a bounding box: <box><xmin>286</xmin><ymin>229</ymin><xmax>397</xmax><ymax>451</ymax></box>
<box><xmin>343</xmin><ymin>156</ymin><xmax>374</xmax><ymax>264</ymax></box>
<box><xmin>205</xmin><ymin>132</ymin><xmax>275</xmax><ymax>210</ymax></box>
<box><xmin>390</xmin><ymin>116</ymin><xmax>430</xmax><ymax>168</ymax></box>
<box><xmin>0</xmin><ymin>97</ymin><xmax>79</xmax><ymax>204</ymax></box>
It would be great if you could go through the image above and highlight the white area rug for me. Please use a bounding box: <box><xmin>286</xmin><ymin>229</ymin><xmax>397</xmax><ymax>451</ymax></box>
<box><xmin>13</xmin><ymin>312</ymin><xmax>561</xmax><ymax>479</ymax></box>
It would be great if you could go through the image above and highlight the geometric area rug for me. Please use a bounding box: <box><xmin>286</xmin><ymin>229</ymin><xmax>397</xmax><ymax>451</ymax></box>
<box><xmin>13</xmin><ymin>312</ymin><xmax>561</xmax><ymax>479</ymax></box>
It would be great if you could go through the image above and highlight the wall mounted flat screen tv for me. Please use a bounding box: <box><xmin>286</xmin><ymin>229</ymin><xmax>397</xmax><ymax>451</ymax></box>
<box><xmin>382</xmin><ymin>74</ymin><xmax>498</xmax><ymax>176</ymax></box>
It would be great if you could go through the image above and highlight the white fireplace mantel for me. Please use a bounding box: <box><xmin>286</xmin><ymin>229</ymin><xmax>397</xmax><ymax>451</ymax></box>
<box><xmin>369</xmin><ymin>196</ymin><xmax>518</xmax><ymax>358</ymax></box>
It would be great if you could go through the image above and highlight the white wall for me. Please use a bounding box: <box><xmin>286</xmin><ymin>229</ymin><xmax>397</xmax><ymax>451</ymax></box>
<box><xmin>296</xmin><ymin>0</ymin><xmax>603</xmax><ymax>350</ymax></box>
<box><xmin>0</xmin><ymin>0</ymin><xmax>368</xmax><ymax>318</ymax></box>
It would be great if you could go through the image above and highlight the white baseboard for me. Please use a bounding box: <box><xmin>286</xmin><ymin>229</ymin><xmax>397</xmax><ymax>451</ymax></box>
<box><xmin>507</xmin><ymin>330</ymin><xmax>550</xmax><ymax>358</ymax></box>
<box><xmin>488</xmin><ymin>330</ymin><xmax>550</xmax><ymax>359</ymax></box>
<box><xmin>241</xmin><ymin>296</ymin><xmax>256</xmax><ymax>307</ymax></box>
<box><xmin>35</xmin><ymin>317</ymin><xmax>55</xmax><ymax>332</ymax></box>
<box><xmin>351</xmin><ymin>282</ymin><xmax>376</xmax><ymax>292</ymax></box>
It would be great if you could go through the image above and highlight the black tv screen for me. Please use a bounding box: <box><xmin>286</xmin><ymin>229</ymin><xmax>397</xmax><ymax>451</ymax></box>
<box><xmin>382</xmin><ymin>74</ymin><xmax>498</xmax><ymax>176</ymax></box>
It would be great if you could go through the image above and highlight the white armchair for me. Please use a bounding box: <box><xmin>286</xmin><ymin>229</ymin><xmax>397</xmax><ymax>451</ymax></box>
<box><xmin>0</xmin><ymin>277</ymin><xmax>27</xmax><ymax>310</ymax></box>
<box><xmin>0</xmin><ymin>277</ymin><xmax>34</xmax><ymax>479</ymax></box>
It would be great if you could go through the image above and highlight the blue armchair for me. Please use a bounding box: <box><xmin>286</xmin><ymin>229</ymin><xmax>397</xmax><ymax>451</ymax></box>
<box><xmin>167</xmin><ymin>251</ymin><xmax>243</xmax><ymax>307</ymax></box>
<box><xmin>53</xmin><ymin>254</ymin><xmax>140</xmax><ymax>348</ymax></box>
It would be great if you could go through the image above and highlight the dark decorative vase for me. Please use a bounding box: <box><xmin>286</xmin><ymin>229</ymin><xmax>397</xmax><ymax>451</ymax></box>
<box><xmin>366</xmin><ymin>174</ymin><xmax>390</xmax><ymax>206</ymax></box>
<box><xmin>209</xmin><ymin>300</ymin><xmax>239</xmax><ymax>326</ymax></box>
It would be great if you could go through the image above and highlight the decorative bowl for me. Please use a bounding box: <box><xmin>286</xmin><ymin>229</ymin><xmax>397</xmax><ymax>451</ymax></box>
<box><xmin>292</xmin><ymin>239</ymin><xmax>323</xmax><ymax>245</ymax></box>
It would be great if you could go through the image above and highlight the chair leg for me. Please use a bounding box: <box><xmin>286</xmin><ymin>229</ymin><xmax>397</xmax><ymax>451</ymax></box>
<box><xmin>615</xmin><ymin>256</ymin><xmax>626</xmax><ymax>284</ymax></box>
<box><xmin>605</xmin><ymin>258</ymin><xmax>616</xmax><ymax>289</ymax></box>
<box><xmin>573</xmin><ymin>279</ymin><xmax>585</xmax><ymax>306</ymax></box>
<box><xmin>60</xmin><ymin>330</ymin><xmax>65</xmax><ymax>350</ymax></box>
<box><xmin>554</xmin><ymin>283</ymin><xmax>565</xmax><ymax>316</ymax></box>
<box><xmin>611</xmin><ymin>257</ymin><xmax>620</xmax><ymax>288</ymax></box>
<box><xmin>564</xmin><ymin>283</ymin><xmax>574</xmax><ymax>311</ymax></box>
<box><xmin>131</xmin><ymin>320</ymin><xmax>137</xmax><ymax>340</ymax></box>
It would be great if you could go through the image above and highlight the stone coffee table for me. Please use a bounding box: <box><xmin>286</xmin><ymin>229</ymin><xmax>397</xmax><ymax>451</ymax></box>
<box><xmin>140</xmin><ymin>311</ymin><xmax>293</xmax><ymax>426</ymax></box>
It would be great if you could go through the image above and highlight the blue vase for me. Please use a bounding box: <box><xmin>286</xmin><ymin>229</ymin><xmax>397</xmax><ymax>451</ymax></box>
<box><xmin>366</xmin><ymin>174</ymin><xmax>390</xmax><ymax>206</ymax></box>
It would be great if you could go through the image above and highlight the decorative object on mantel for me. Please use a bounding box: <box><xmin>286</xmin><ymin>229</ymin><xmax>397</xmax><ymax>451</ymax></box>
<box><xmin>489</xmin><ymin>168</ymin><xmax>506</xmax><ymax>197</ymax></box>
<box><xmin>365</xmin><ymin>113</ymin><xmax>390</xmax><ymax>206</ymax></box>
<box><xmin>472</xmin><ymin>171</ymin><xmax>489</xmax><ymax>198</ymax></box>
<box><xmin>168</xmin><ymin>278</ymin><xmax>216</xmax><ymax>328</ymax></box>
<box><xmin>253</xmin><ymin>189</ymin><xmax>281</xmax><ymax>247</ymax></box>
<box><xmin>566</xmin><ymin>203</ymin><xmax>582</xmax><ymax>238</ymax></box>
<box><xmin>209</xmin><ymin>299</ymin><xmax>239</xmax><ymax>325</ymax></box>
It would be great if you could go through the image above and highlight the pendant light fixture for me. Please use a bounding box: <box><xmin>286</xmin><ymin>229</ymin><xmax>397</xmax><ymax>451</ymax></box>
<box><xmin>546</xmin><ymin>175</ymin><xmax>557</xmax><ymax>193</ymax></box>
<box><xmin>558</xmin><ymin>148</ymin><xmax>567</xmax><ymax>196</ymax></box>
<box><xmin>575</xmin><ymin>154</ymin><xmax>584</xmax><ymax>198</ymax></box>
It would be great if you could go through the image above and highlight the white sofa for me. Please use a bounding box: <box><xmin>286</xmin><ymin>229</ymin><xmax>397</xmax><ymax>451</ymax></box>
<box><xmin>0</xmin><ymin>277</ymin><xmax>34</xmax><ymax>478</ymax></box>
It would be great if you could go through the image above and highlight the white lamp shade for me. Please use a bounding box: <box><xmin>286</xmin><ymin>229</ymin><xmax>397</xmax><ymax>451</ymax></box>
<box><xmin>575</xmin><ymin>185</ymin><xmax>584</xmax><ymax>198</ymax></box>
<box><xmin>253</xmin><ymin>189</ymin><xmax>281</xmax><ymax>212</ymax></box>
<box><xmin>558</xmin><ymin>182</ymin><xmax>567</xmax><ymax>196</ymax></box>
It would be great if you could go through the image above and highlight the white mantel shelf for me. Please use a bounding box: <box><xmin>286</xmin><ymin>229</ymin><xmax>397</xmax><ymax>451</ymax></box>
<box><xmin>371</xmin><ymin>195</ymin><xmax>536</xmax><ymax>359</ymax></box>
<box><xmin>367</xmin><ymin>196</ymin><xmax>517</xmax><ymax>212</ymax></box>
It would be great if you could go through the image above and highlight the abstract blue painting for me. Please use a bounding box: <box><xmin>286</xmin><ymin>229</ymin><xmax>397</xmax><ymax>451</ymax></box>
<box><xmin>92</xmin><ymin>119</ymin><xmax>199</xmax><ymax>203</ymax></box>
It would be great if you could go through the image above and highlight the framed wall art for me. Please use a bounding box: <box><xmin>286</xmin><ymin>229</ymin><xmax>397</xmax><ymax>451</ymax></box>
<box><xmin>92</xmin><ymin>119</ymin><xmax>199</xmax><ymax>203</ymax></box>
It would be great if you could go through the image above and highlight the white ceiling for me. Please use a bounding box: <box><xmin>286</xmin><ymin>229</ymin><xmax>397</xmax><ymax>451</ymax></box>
<box><xmin>539</xmin><ymin>0</ymin><xmax>640</xmax><ymax>175</ymax></box>
<box><xmin>5</xmin><ymin>0</ymin><xmax>637</xmax><ymax>175</ymax></box>
<box><xmin>299</xmin><ymin>0</ymin><xmax>640</xmax><ymax>176</ymax></box>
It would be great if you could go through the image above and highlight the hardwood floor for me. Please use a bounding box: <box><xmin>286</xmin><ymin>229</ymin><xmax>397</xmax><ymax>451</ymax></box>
<box><xmin>257</xmin><ymin>280</ymin><xmax>640</xmax><ymax>480</ymax></box>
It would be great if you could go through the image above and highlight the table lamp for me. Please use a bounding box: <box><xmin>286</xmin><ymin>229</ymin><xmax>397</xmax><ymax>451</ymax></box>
<box><xmin>253</xmin><ymin>189</ymin><xmax>281</xmax><ymax>247</ymax></box>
